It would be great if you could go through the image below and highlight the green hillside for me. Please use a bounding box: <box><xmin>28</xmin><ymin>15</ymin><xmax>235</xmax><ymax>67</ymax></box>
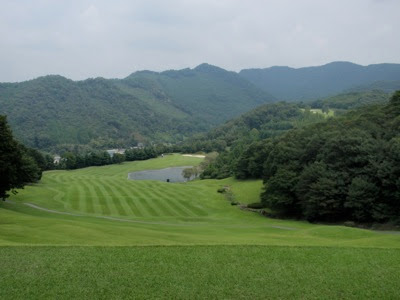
<box><xmin>0</xmin><ymin>64</ymin><xmax>274</xmax><ymax>151</ymax></box>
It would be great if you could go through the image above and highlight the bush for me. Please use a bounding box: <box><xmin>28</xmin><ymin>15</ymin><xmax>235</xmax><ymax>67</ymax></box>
<box><xmin>217</xmin><ymin>188</ymin><xmax>227</xmax><ymax>193</ymax></box>
<box><xmin>343</xmin><ymin>221</ymin><xmax>356</xmax><ymax>228</ymax></box>
<box><xmin>247</xmin><ymin>202</ymin><xmax>264</xmax><ymax>209</ymax></box>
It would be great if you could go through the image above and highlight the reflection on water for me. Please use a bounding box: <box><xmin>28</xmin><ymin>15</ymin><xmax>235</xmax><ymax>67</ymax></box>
<box><xmin>128</xmin><ymin>166</ymin><xmax>195</xmax><ymax>183</ymax></box>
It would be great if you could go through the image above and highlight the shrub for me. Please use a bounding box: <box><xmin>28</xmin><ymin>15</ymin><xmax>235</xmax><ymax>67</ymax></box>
<box><xmin>247</xmin><ymin>202</ymin><xmax>264</xmax><ymax>209</ymax></box>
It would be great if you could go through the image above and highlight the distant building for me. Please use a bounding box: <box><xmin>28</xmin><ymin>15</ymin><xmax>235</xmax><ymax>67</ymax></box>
<box><xmin>53</xmin><ymin>155</ymin><xmax>61</xmax><ymax>164</ymax></box>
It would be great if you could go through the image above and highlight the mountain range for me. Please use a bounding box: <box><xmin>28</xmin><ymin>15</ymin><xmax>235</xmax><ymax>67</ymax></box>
<box><xmin>0</xmin><ymin>64</ymin><xmax>273</xmax><ymax>151</ymax></box>
<box><xmin>1</xmin><ymin>61</ymin><xmax>399</xmax><ymax>151</ymax></box>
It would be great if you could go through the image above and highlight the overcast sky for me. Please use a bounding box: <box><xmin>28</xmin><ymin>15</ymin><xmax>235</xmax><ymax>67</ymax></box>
<box><xmin>1</xmin><ymin>0</ymin><xmax>399</xmax><ymax>82</ymax></box>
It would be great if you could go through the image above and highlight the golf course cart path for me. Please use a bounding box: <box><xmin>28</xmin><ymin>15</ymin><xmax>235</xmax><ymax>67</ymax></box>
<box><xmin>25</xmin><ymin>203</ymin><xmax>83</xmax><ymax>216</ymax></box>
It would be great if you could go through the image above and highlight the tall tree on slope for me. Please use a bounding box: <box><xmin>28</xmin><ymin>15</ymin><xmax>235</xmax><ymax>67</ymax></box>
<box><xmin>0</xmin><ymin>115</ymin><xmax>41</xmax><ymax>200</ymax></box>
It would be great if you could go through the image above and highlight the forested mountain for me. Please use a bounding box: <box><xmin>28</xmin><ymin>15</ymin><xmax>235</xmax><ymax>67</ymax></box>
<box><xmin>240</xmin><ymin>62</ymin><xmax>400</xmax><ymax>100</ymax></box>
<box><xmin>125</xmin><ymin>64</ymin><xmax>274</xmax><ymax>124</ymax></box>
<box><xmin>0</xmin><ymin>64</ymin><xmax>274</xmax><ymax>152</ymax></box>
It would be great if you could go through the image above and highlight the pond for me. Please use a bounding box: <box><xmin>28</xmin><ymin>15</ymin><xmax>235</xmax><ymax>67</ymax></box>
<box><xmin>128</xmin><ymin>166</ymin><xmax>195</xmax><ymax>183</ymax></box>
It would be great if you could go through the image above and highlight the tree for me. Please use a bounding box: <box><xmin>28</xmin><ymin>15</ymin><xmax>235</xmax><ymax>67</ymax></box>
<box><xmin>112</xmin><ymin>153</ymin><xmax>125</xmax><ymax>164</ymax></box>
<box><xmin>0</xmin><ymin>116</ymin><xmax>42</xmax><ymax>200</ymax></box>
<box><xmin>182</xmin><ymin>168</ymin><xmax>194</xmax><ymax>181</ymax></box>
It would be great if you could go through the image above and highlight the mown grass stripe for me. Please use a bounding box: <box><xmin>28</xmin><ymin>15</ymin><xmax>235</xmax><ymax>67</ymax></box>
<box><xmin>83</xmin><ymin>180</ymin><xmax>104</xmax><ymax>215</ymax></box>
<box><xmin>149</xmin><ymin>188</ymin><xmax>186</xmax><ymax>217</ymax></box>
<box><xmin>133</xmin><ymin>183</ymin><xmax>161</xmax><ymax>217</ymax></box>
<box><xmin>79</xmin><ymin>180</ymin><xmax>95</xmax><ymax>214</ymax></box>
<box><xmin>102</xmin><ymin>181</ymin><xmax>128</xmax><ymax>216</ymax></box>
<box><xmin>88</xmin><ymin>180</ymin><xmax>112</xmax><ymax>215</ymax></box>
<box><xmin>137</xmin><ymin>187</ymin><xmax>168</xmax><ymax>217</ymax></box>
<box><xmin>44</xmin><ymin>186</ymin><xmax>67</xmax><ymax>207</ymax></box>
<box><xmin>159</xmin><ymin>188</ymin><xmax>199</xmax><ymax>217</ymax></box>
<box><xmin>156</xmin><ymin>189</ymin><xmax>196</xmax><ymax>217</ymax></box>
<box><xmin>121</xmin><ymin>183</ymin><xmax>153</xmax><ymax>217</ymax></box>
<box><xmin>139</xmin><ymin>187</ymin><xmax>176</xmax><ymax>217</ymax></box>
<box><xmin>94</xmin><ymin>182</ymin><xmax>120</xmax><ymax>216</ymax></box>
<box><xmin>107</xmin><ymin>181</ymin><xmax>144</xmax><ymax>217</ymax></box>
<box><xmin>67</xmin><ymin>186</ymin><xmax>80</xmax><ymax>211</ymax></box>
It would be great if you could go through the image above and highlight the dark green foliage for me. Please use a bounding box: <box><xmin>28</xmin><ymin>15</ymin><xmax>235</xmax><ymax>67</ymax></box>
<box><xmin>112</xmin><ymin>153</ymin><xmax>125</xmax><ymax>164</ymax></box>
<box><xmin>125</xmin><ymin>147</ymin><xmax>158</xmax><ymax>161</ymax></box>
<box><xmin>0</xmin><ymin>116</ymin><xmax>43</xmax><ymax>199</ymax></box>
<box><xmin>196</xmin><ymin>102</ymin><xmax>329</xmax><ymax>180</ymax></box>
<box><xmin>309</xmin><ymin>90</ymin><xmax>390</xmax><ymax>110</ymax></box>
<box><xmin>246</xmin><ymin>202</ymin><xmax>264</xmax><ymax>209</ymax></box>
<box><xmin>56</xmin><ymin>146</ymin><xmax>161</xmax><ymax>170</ymax></box>
<box><xmin>258</xmin><ymin>92</ymin><xmax>400</xmax><ymax>223</ymax></box>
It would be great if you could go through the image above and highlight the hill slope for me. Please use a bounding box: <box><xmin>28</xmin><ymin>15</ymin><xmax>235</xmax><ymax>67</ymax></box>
<box><xmin>0</xmin><ymin>64</ymin><xmax>274</xmax><ymax>151</ymax></box>
<box><xmin>240</xmin><ymin>61</ymin><xmax>400</xmax><ymax>100</ymax></box>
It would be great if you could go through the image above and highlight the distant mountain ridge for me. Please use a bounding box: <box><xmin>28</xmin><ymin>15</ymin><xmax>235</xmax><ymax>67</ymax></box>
<box><xmin>239</xmin><ymin>61</ymin><xmax>400</xmax><ymax>100</ymax></box>
<box><xmin>1</xmin><ymin>61</ymin><xmax>399</xmax><ymax>152</ymax></box>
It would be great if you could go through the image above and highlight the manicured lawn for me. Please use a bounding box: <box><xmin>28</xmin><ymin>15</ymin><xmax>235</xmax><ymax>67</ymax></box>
<box><xmin>1</xmin><ymin>246</ymin><xmax>399</xmax><ymax>299</ymax></box>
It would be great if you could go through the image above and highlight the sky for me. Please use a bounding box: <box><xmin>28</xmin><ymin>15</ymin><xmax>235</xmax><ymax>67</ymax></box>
<box><xmin>0</xmin><ymin>0</ymin><xmax>399</xmax><ymax>82</ymax></box>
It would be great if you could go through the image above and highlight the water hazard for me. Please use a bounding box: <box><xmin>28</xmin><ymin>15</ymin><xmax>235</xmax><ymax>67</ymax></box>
<box><xmin>128</xmin><ymin>166</ymin><xmax>195</xmax><ymax>183</ymax></box>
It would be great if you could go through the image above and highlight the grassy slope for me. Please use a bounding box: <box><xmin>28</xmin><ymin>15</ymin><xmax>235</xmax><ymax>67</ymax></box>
<box><xmin>1</xmin><ymin>246</ymin><xmax>399</xmax><ymax>299</ymax></box>
<box><xmin>1</xmin><ymin>154</ymin><xmax>399</xmax><ymax>298</ymax></box>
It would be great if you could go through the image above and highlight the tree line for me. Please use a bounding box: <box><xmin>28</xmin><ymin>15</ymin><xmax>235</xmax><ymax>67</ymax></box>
<box><xmin>58</xmin><ymin>146</ymin><xmax>167</xmax><ymax>170</ymax></box>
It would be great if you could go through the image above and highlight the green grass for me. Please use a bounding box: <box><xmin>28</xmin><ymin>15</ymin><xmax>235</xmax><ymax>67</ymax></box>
<box><xmin>1</xmin><ymin>246</ymin><xmax>399</xmax><ymax>299</ymax></box>
<box><xmin>1</xmin><ymin>154</ymin><xmax>399</xmax><ymax>298</ymax></box>
<box><xmin>2</xmin><ymin>154</ymin><xmax>399</xmax><ymax>247</ymax></box>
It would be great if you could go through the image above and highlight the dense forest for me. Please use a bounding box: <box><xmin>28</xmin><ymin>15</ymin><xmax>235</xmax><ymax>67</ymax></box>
<box><xmin>201</xmin><ymin>91</ymin><xmax>400</xmax><ymax>224</ymax></box>
<box><xmin>309</xmin><ymin>89</ymin><xmax>390</xmax><ymax>111</ymax></box>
